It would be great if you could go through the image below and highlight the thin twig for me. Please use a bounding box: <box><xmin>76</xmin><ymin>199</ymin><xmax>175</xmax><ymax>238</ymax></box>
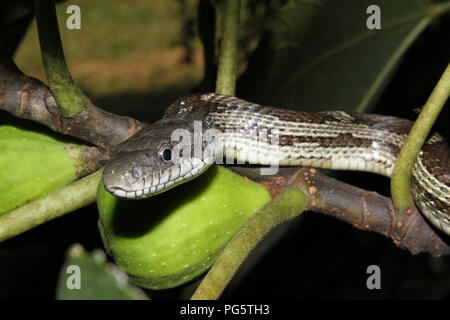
<box><xmin>191</xmin><ymin>186</ymin><xmax>307</xmax><ymax>300</ymax></box>
<box><xmin>0</xmin><ymin>170</ymin><xmax>102</xmax><ymax>242</ymax></box>
<box><xmin>34</xmin><ymin>0</ymin><xmax>87</xmax><ymax>117</ymax></box>
<box><xmin>215</xmin><ymin>0</ymin><xmax>240</xmax><ymax>95</ymax></box>
<box><xmin>391</xmin><ymin>63</ymin><xmax>450</xmax><ymax>210</ymax></box>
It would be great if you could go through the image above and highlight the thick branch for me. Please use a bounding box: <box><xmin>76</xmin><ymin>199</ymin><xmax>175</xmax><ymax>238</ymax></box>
<box><xmin>0</xmin><ymin>62</ymin><xmax>146</xmax><ymax>150</ymax></box>
<box><xmin>230</xmin><ymin>166</ymin><xmax>450</xmax><ymax>256</ymax></box>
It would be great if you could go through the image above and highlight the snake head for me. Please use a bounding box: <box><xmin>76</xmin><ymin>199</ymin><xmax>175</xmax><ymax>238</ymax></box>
<box><xmin>102</xmin><ymin>118</ymin><xmax>216</xmax><ymax>199</ymax></box>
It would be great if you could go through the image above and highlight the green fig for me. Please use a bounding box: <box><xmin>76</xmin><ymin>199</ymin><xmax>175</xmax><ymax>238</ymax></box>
<box><xmin>0</xmin><ymin>124</ymin><xmax>84</xmax><ymax>215</ymax></box>
<box><xmin>97</xmin><ymin>165</ymin><xmax>271</xmax><ymax>289</ymax></box>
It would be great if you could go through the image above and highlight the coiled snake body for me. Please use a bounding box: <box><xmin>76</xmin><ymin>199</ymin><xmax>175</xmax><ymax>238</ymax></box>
<box><xmin>103</xmin><ymin>93</ymin><xmax>450</xmax><ymax>235</ymax></box>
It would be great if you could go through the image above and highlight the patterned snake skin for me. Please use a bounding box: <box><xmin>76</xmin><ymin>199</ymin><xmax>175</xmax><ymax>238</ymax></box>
<box><xmin>103</xmin><ymin>93</ymin><xmax>450</xmax><ymax>235</ymax></box>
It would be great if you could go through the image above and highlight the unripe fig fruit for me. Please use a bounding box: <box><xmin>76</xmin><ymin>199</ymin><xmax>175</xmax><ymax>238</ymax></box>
<box><xmin>97</xmin><ymin>165</ymin><xmax>271</xmax><ymax>289</ymax></box>
<box><xmin>0</xmin><ymin>124</ymin><xmax>83</xmax><ymax>215</ymax></box>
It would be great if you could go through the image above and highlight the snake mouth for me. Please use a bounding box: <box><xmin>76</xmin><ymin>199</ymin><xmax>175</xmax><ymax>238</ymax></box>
<box><xmin>106</xmin><ymin>186</ymin><xmax>148</xmax><ymax>199</ymax></box>
<box><xmin>105</xmin><ymin>158</ymin><xmax>212</xmax><ymax>200</ymax></box>
<box><xmin>106</xmin><ymin>179</ymin><xmax>178</xmax><ymax>199</ymax></box>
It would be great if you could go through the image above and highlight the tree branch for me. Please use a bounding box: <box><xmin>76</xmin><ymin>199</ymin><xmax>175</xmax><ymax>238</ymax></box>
<box><xmin>0</xmin><ymin>61</ymin><xmax>145</xmax><ymax>151</ymax></box>
<box><xmin>229</xmin><ymin>166</ymin><xmax>450</xmax><ymax>257</ymax></box>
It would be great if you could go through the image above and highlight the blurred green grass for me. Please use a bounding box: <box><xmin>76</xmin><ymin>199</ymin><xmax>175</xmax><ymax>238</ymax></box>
<box><xmin>14</xmin><ymin>0</ymin><xmax>203</xmax><ymax>118</ymax></box>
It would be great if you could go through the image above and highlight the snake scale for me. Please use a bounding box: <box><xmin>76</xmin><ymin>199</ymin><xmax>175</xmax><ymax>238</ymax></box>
<box><xmin>103</xmin><ymin>93</ymin><xmax>450</xmax><ymax>236</ymax></box>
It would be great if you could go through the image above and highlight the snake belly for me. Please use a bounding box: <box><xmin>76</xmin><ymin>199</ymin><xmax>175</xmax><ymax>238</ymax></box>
<box><xmin>102</xmin><ymin>93</ymin><xmax>450</xmax><ymax>236</ymax></box>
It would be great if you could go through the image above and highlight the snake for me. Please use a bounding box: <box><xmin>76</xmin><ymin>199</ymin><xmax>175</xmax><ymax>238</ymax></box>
<box><xmin>102</xmin><ymin>93</ymin><xmax>450</xmax><ymax>236</ymax></box>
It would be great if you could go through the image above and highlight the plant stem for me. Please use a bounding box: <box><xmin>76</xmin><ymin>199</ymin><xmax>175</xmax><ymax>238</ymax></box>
<box><xmin>0</xmin><ymin>170</ymin><xmax>102</xmax><ymax>242</ymax></box>
<box><xmin>34</xmin><ymin>0</ymin><xmax>87</xmax><ymax>117</ymax></box>
<box><xmin>428</xmin><ymin>1</ymin><xmax>450</xmax><ymax>18</ymax></box>
<box><xmin>215</xmin><ymin>0</ymin><xmax>240</xmax><ymax>96</ymax></box>
<box><xmin>391</xmin><ymin>63</ymin><xmax>450</xmax><ymax>210</ymax></box>
<box><xmin>191</xmin><ymin>186</ymin><xmax>307</xmax><ymax>300</ymax></box>
<box><xmin>194</xmin><ymin>0</ymin><xmax>310</xmax><ymax>300</ymax></box>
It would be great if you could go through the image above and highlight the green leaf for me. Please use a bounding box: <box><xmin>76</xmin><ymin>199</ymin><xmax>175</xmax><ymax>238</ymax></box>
<box><xmin>56</xmin><ymin>244</ymin><xmax>148</xmax><ymax>300</ymax></box>
<box><xmin>239</xmin><ymin>0</ymin><xmax>445</xmax><ymax>112</ymax></box>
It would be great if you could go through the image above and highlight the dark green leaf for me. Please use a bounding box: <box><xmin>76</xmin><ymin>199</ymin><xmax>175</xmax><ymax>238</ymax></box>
<box><xmin>239</xmin><ymin>0</ymin><xmax>446</xmax><ymax>112</ymax></box>
<box><xmin>56</xmin><ymin>244</ymin><xmax>148</xmax><ymax>300</ymax></box>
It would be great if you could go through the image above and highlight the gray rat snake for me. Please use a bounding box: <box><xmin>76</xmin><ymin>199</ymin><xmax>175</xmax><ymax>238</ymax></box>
<box><xmin>103</xmin><ymin>93</ymin><xmax>450</xmax><ymax>235</ymax></box>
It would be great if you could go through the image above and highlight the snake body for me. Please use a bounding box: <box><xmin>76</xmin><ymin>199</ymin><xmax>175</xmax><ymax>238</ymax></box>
<box><xmin>103</xmin><ymin>93</ymin><xmax>450</xmax><ymax>235</ymax></box>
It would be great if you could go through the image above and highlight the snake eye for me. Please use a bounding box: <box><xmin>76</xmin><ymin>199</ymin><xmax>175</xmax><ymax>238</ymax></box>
<box><xmin>131</xmin><ymin>168</ymin><xmax>140</xmax><ymax>178</ymax></box>
<box><xmin>160</xmin><ymin>145</ymin><xmax>173</xmax><ymax>162</ymax></box>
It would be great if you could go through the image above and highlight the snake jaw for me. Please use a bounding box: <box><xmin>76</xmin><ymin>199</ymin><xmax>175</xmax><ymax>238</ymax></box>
<box><xmin>104</xmin><ymin>157</ymin><xmax>212</xmax><ymax>199</ymax></box>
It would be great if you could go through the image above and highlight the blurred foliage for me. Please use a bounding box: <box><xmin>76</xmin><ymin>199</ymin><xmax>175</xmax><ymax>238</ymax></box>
<box><xmin>14</xmin><ymin>0</ymin><xmax>203</xmax><ymax>98</ymax></box>
<box><xmin>56</xmin><ymin>244</ymin><xmax>148</xmax><ymax>299</ymax></box>
<box><xmin>238</xmin><ymin>0</ymin><xmax>438</xmax><ymax>112</ymax></box>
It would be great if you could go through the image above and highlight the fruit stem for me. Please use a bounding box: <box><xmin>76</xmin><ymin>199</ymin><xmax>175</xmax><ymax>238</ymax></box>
<box><xmin>191</xmin><ymin>186</ymin><xmax>307</xmax><ymax>300</ymax></box>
